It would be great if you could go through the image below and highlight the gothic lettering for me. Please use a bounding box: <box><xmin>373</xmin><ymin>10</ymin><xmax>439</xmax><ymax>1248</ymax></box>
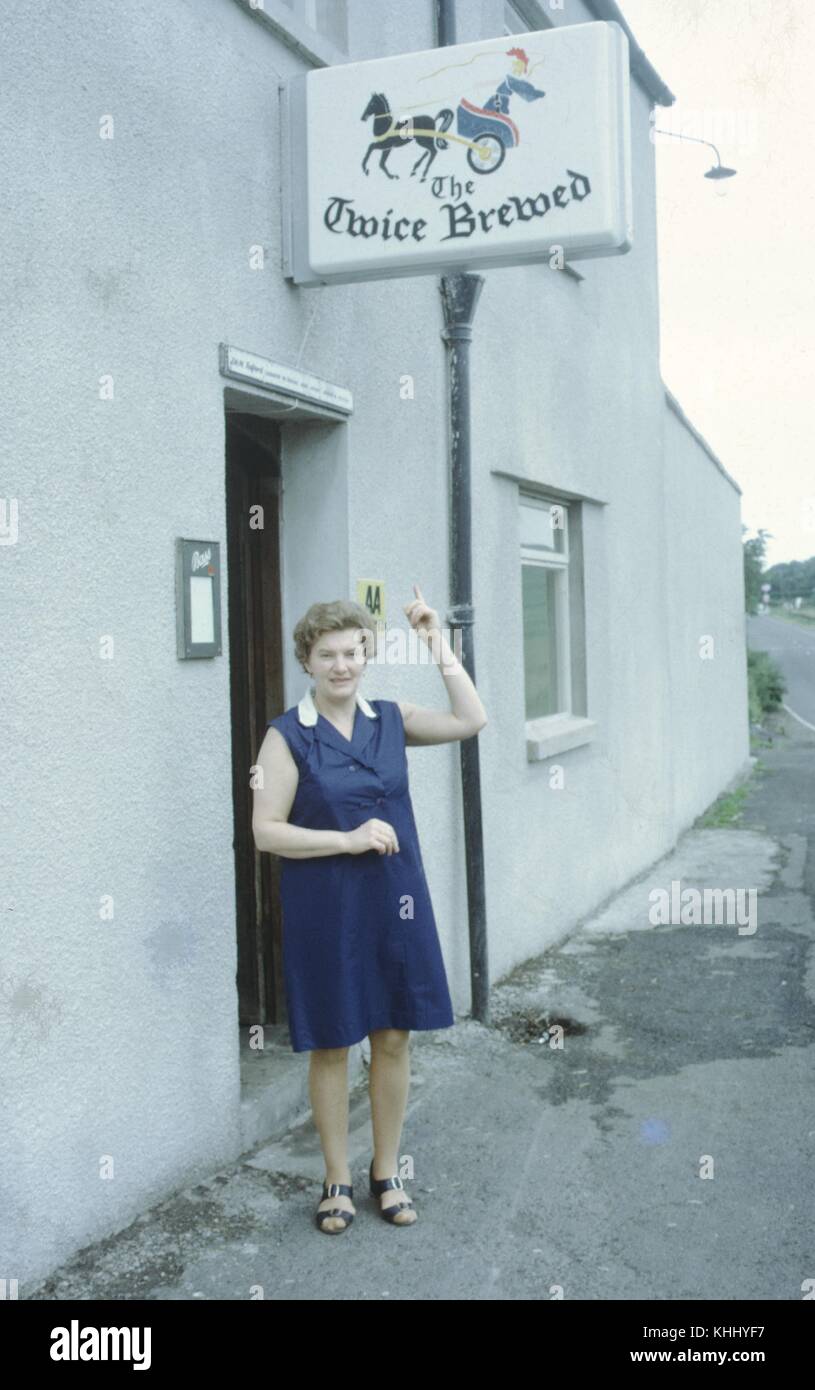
<box><xmin>321</xmin><ymin>171</ymin><xmax>591</xmax><ymax>249</ymax></box>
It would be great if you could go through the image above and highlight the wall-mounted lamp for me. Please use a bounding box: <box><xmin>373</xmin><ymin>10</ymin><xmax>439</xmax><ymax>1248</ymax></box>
<box><xmin>652</xmin><ymin>128</ymin><xmax>737</xmax><ymax>180</ymax></box>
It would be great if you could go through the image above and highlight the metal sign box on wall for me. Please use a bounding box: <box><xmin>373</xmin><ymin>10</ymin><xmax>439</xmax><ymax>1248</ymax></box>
<box><xmin>283</xmin><ymin>22</ymin><xmax>633</xmax><ymax>287</ymax></box>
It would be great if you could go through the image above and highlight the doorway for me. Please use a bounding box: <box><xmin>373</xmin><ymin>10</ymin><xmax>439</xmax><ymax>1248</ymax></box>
<box><xmin>225</xmin><ymin>411</ymin><xmax>286</xmax><ymax>1027</ymax></box>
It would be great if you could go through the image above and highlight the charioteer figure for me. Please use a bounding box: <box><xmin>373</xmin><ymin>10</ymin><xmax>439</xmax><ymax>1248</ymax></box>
<box><xmin>482</xmin><ymin>46</ymin><xmax>546</xmax><ymax>114</ymax></box>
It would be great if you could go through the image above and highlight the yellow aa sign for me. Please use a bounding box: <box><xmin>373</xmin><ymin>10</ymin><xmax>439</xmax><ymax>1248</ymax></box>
<box><xmin>356</xmin><ymin>579</ymin><xmax>385</xmax><ymax>622</ymax></box>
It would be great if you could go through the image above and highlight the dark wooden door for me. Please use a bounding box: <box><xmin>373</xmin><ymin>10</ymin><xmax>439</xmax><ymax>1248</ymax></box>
<box><xmin>225</xmin><ymin>412</ymin><xmax>286</xmax><ymax>1026</ymax></box>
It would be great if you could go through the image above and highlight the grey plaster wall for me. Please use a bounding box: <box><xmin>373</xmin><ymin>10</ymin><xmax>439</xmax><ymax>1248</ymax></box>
<box><xmin>1</xmin><ymin>0</ymin><xmax>747</xmax><ymax>1288</ymax></box>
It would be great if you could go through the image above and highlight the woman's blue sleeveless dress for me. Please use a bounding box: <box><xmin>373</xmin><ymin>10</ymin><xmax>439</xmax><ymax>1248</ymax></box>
<box><xmin>266</xmin><ymin>695</ymin><xmax>456</xmax><ymax>1052</ymax></box>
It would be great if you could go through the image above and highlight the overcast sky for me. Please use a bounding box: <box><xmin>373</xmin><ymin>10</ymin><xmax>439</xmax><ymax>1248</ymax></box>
<box><xmin>616</xmin><ymin>0</ymin><xmax>812</xmax><ymax>567</ymax></box>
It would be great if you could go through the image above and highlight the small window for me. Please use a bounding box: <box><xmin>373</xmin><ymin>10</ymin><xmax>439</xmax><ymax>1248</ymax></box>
<box><xmin>282</xmin><ymin>0</ymin><xmax>347</xmax><ymax>50</ymax></box>
<box><xmin>503</xmin><ymin>0</ymin><xmax>554</xmax><ymax>35</ymax></box>
<box><xmin>520</xmin><ymin>494</ymin><xmax>571</xmax><ymax>720</ymax></box>
<box><xmin>504</xmin><ymin>1</ymin><xmax>524</xmax><ymax>33</ymax></box>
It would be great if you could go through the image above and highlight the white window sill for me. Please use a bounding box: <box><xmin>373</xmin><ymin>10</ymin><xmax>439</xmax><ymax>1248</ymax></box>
<box><xmin>526</xmin><ymin>714</ymin><xmax>597</xmax><ymax>762</ymax></box>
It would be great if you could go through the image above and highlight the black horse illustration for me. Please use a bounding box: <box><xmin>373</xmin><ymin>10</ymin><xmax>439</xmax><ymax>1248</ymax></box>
<box><xmin>361</xmin><ymin>92</ymin><xmax>454</xmax><ymax>182</ymax></box>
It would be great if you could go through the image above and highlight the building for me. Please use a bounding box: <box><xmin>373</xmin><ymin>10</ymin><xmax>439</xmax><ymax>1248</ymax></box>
<box><xmin>2</xmin><ymin>0</ymin><xmax>748</xmax><ymax>1290</ymax></box>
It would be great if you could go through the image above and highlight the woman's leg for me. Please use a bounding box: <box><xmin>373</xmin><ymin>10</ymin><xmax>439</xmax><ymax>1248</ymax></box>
<box><xmin>368</xmin><ymin>1028</ymin><xmax>416</xmax><ymax>1224</ymax></box>
<box><xmin>309</xmin><ymin>1045</ymin><xmax>355</xmax><ymax>1230</ymax></box>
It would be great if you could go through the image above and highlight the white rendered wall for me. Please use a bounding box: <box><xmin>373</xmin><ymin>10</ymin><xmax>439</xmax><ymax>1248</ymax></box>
<box><xmin>1</xmin><ymin>0</ymin><xmax>747</xmax><ymax>1289</ymax></box>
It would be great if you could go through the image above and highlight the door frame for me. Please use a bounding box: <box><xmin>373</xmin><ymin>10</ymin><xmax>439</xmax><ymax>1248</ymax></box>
<box><xmin>225</xmin><ymin>411</ymin><xmax>286</xmax><ymax>1027</ymax></box>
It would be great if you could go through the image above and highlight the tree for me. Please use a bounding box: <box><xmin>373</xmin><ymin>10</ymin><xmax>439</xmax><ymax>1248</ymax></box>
<box><xmin>743</xmin><ymin>526</ymin><xmax>771</xmax><ymax>614</ymax></box>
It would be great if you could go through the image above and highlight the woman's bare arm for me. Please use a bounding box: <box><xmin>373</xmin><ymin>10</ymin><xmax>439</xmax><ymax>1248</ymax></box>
<box><xmin>251</xmin><ymin>727</ymin><xmax>348</xmax><ymax>858</ymax></box>
<box><xmin>398</xmin><ymin>631</ymin><xmax>488</xmax><ymax>746</ymax></box>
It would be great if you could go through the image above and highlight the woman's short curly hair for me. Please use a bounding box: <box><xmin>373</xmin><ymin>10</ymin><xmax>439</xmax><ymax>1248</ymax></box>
<box><xmin>293</xmin><ymin>599</ymin><xmax>378</xmax><ymax>674</ymax></box>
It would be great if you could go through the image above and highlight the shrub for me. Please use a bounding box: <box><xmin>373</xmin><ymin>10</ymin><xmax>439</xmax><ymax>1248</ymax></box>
<box><xmin>747</xmin><ymin>647</ymin><xmax>786</xmax><ymax>722</ymax></box>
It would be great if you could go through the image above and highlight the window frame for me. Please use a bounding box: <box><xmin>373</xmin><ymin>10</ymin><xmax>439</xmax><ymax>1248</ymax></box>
<box><xmin>520</xmin><ymin>492</ymin><xmax>572</xmax><ymax>722</ymax></box>
<box><xmin>234</xmin><ymin>0</ymin><xmax>348</xmax><ymax>67</ymax></box>
<box><xmin>503</xmin><ymin>0</ymin><xmax>555</xmax><ymax>35</ymax></box>
<box><xmin>290</xmin><ymin>0</ymin><xmax>347</xmax><ymax>50</ymax></box>
<box><xmin>518</xmin><ymin>488</ymin><xmax>597</xmax><ymax>761</ymax></box>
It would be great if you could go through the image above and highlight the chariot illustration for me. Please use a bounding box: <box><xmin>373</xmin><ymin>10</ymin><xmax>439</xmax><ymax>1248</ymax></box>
<box><xmin>360</xmin><ymin>45</ymin><xmax>546</xmax><ymax>181</ymax></box>
<box><xmin>454</xmin><ymin>97</ymin><xmax>522</xmax><ymax>174</ymax></box>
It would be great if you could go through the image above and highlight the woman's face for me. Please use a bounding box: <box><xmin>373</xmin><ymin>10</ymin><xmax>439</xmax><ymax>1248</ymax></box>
<box><xmin>306</xmin><ymin>628</ymin><xmax>367</xmax><ymax>695</ymax></box>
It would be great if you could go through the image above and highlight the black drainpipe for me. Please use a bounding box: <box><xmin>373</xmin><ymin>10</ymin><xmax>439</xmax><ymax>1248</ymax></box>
<box><xmin>436</xmin><ymin>0</ymin><xmax>490</xmax><ymax>1026</ymax></box>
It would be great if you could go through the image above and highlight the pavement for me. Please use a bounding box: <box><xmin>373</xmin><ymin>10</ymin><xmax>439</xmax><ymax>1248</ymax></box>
<box><xmin>27</xmin><ymin>707</ymin><xmax>815</xmax><ymax>1301</ymax></box>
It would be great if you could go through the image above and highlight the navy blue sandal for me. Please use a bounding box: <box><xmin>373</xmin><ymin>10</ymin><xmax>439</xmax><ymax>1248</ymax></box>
<box><xmin>315</xmin><ymin>1179</ymin><xmax>355</xmax><ymax>1234</ymax></box>
<box><xmin>369</xmin><ymin>1160</ymin><xmax>416</xmax><ymax>1225</ymax></box>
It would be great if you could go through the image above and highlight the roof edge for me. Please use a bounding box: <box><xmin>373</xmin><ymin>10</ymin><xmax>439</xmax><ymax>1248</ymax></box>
<box><xmin>581</xmin><ymin>0</ymin><xmax>676</xmax><ymax>107</ymax></box>
<box><xmin>663</xmin><ymin>385</ymin><xmax>742</xmax><ymax>496</ymax></box>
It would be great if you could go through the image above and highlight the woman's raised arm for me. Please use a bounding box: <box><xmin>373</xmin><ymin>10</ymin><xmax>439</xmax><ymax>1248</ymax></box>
<box><xmin>399</xmin><ymin>584</ymin><xmax>488</xmax><ymax>745</ymax></box>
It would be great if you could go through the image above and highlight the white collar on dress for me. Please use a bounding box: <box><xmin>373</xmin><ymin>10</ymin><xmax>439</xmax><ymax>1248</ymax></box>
<box><xmin>297</xmin><ymin>683</ymin><xmax>378</xmax><ymax>726</ymax></box>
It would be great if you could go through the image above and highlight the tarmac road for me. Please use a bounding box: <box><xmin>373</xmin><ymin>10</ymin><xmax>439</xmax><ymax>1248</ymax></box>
<box><xmin>748</xmin><ymin>611</ymin><xmax>815</xmax><ymax>727</ymax></box>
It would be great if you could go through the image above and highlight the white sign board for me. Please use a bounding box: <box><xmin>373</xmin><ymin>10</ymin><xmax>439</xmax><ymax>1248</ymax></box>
<box><xmin>219</xmin><ymin>344</ymin><xmax>353</xmax><ymax>413</ymax></box>
<box><xmin>284</xmin><ymin>22</ymin><xmax>632</xmax><ymax>287</ymax></box>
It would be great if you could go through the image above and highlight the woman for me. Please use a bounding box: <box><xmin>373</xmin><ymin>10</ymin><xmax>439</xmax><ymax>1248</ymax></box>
<box><xmin>252</xmin><ymin>585</ymin><xmax>487</xmax><ymax>1233</ymax></box>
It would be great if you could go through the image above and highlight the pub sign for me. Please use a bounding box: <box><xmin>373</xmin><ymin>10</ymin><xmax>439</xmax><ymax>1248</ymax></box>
<box><xmin>283</xmin><ymin>22</ymin><xmax>633</xmax><ymax>286</ymax></box>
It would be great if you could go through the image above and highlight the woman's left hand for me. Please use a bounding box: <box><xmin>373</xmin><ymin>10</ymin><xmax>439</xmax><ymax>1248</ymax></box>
<box><xmin>404</xmin><ymin>583</ymin><xmax>441</xmax><ymax>645</ymax></box>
